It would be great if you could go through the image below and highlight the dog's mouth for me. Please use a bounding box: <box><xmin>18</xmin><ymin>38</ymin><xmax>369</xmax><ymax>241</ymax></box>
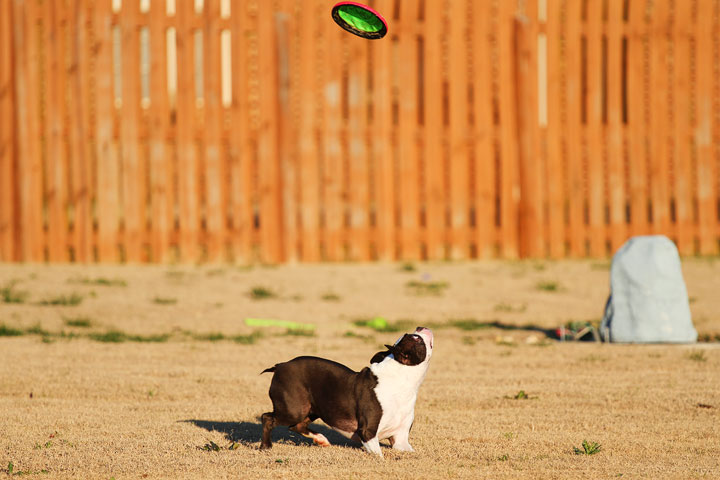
<box><xmin>415</xmin><ymin>327</ymin><xmax>433</xmax><ymax>349</ymax></box>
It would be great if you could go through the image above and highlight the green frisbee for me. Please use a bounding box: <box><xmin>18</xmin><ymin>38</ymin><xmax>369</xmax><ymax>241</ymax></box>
<box><xmin>331</xmin><ymin>2</ymin><xmax>388</xmax><ymax>40</ymax></box>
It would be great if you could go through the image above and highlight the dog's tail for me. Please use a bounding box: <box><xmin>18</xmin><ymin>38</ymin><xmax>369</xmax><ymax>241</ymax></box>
<box><xmin>260</xmin><ymin>365</ymin><xmax>276</xmax><ymax>375</ymax></box>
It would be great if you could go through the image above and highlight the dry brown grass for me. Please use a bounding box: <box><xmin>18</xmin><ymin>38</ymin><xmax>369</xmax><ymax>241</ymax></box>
<box><xmin>1</xmin><ymin>260</ymin><xmax>719</xmax><ymax>479</ymax></box>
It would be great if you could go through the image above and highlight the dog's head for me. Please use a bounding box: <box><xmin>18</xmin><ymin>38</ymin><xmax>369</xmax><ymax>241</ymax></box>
<box><xmin>370</xmin><ymin>327</ymin><xmax>434</xmax><ymax>366</ymax></box>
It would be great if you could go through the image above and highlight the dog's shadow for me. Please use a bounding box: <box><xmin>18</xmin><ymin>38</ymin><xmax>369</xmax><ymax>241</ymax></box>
<box><xmin>182</xmin><ymin>419</ymin><xmax>359</xmax><ymax>449</ymax></box>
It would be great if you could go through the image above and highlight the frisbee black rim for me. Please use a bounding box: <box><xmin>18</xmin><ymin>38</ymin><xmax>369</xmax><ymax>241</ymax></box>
<box><xmin>331</xmin><ymin>3</ymin><xmax>388</xmax><ymax>40</ymax></box>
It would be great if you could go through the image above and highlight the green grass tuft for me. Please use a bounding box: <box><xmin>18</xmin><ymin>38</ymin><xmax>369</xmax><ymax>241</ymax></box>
<box><xmin>687</xmin><ymin>350</ymin><xmax>707</xmax><ymax>362</ymax></box>
<box><xmin>0</xmin><ymin>324</ymin><xmax>24</xmax><ymax>337</ymax></box>
<box><xmin>450</xmin><ymin>319</ymin><xmax>492</xmax><ymax>331</ymax></box>
<box><xmin>152</xmin><ymin>297</ymin><xmax>177</xmax><ymax>305</ymax></box>
<box><xmin>399</xmin><ymin>262</ymin><xmax>417</xmax><ymax>272</ymax></box>
<box><xmin>574</xmin><ymin>440</ymin><xmax>602</xmax><ymax>455</ymax></box>
<box><xmin>0</xmin><ymin>282</ymin><xmax>28</xmax><ymax>304</ymax></box>
<box><xmin>69</xmin><ymin>277</ymin><xmax>127</xmax><ymax>287</ymax></box>
<box><xmin>536</xmin><ymin>281</ymin><xmax>560</xmax><ymax>292</ymax></box>
<box><xmin>321</xmin><ymin>293</ymin><xmax>341</xmax><ymax>302</ymax></box>
<box><xmin>405</xmin><ymin>280</ymin><xmax>449</xmax><ymax>296</ymax></box>
<box><xmin>37</xmin><ymin>293</ymin><xmax>84</xmax><ymax>306</ymax></box>
<box><xmin>232</xmin><ymin>332</ymin><xmax>263</xmax><ymax>345</ymax></box>
<box><xmin>281</xmin><ymin>328</ymin><xmax>315</xmax><ymax>337</ymax></box>
<box><xmin>63</xmin><ymin>316</ymin><xmax>93</xmax><ymax>328</ymax></box>
<box><xmin>249</xmin><ymin>286</ymin><xmax>277</xmax><ymax>300</ymax></box>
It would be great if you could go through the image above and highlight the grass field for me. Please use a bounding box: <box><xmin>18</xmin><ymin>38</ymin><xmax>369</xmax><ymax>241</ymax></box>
<box><xmin>1</xmin><ymin>260</ymin><xmax>719</xmax><ymax>479</ymax></box>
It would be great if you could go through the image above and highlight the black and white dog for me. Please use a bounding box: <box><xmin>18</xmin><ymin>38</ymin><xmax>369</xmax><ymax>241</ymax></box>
<box><xmin>260</xmin><ymin>327</ymin><xmax>434</xmax><ymax>456</ymax></box>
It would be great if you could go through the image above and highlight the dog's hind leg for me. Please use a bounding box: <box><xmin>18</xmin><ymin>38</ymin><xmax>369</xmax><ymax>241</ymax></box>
<box><xmin>289</xmin><ymin>417</ymin><xmax>331</xmax><ymax>447</ymax></box>
<box><xmin>260</xmin><ymin>412</ymin><xmax>276</xmax><ymax>449</ymax></box>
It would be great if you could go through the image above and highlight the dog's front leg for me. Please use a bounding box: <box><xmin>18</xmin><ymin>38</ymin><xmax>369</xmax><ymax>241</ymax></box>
<box><xmin>389</xmin><ymin>430</ymin><xmax>414</xmax><ymax>452</ymax></box>
<box><xmin>362</xmin><ymin>436</ymin><xmax>383</xmax><ymax>457</ymax></box>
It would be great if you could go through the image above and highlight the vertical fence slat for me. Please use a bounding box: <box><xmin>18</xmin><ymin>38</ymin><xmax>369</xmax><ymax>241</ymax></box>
<box><xmin>203</xmin><ymin>0</ymin><xmax>227</xmax><ymax>262</ymax></box>
<box><xmin>256</xmin><ymin>1</ymin><xmax>283</xmax><ymax>263</ymax></box>
<box><xmin>546</xmin><ymin>0</ymin><xmax>565</xmax><ymax>258</ymax></box>
<box><xmin>585</xmin><ymin>0</ymin><xmax>606</xmax><ymax>256</ymax></box>
<box><xmin>120</xmin><ymin>0</ymin><xmax>143</xmax><ymax>262</ymax></box>
<box><xmin>696</xmin><ymin>0</ymin><xmax>718</xmax><ymax>254</ymax></box>
<box><xmin>347</xmin><ymin>34</ymin><xmax>370</xmax><ymax>261</ymax></box>
<box><xmin>14</xmin><ymin>0</ymin><xmax>44</xmax><ymax>262</ymax></box>
<box><xmin>230</xmin><ymin>0</ymin><xmax>253</xmax><ymax>263</ymax></box>
<box><xmin>148</xmin><ymin>0</ymin><xmax>171</xmax><ymax>262</ymax></box>
<box><xmin>673</xmin><ymin>0</ymin><xmax>694</xmax><ymax>254</ymax></box>
<box><xmin>372</xmin><ymin>0</ymin><xmax>396</xmax><ymax>261</ymax></box>
<box><xmin>423</xmin><ymin>0</ymin><xmax>445</xmax><ymax>260</ymax></box>
<box><xmin>398</xmin><ymin>0</ymin><xmax>421</xmax><ymax>260</ymax></box>
<box><xmin>627</xmin><ymin>0</ymin><xmax>649</xmax><ymax>237</ymax></box>
<box><xmin>322</xmin><ymin>16</ymin><xmax>344</xmax><ymax>261</ymax></box>
<box><xmin>606</xmin><ymin>0</ymin><xmax>627</xmax><ymax>253</ymax></box>
<box><xmin>95</xmin><ymin>0</ymin><xmax>120</xmax><ymax>262</ymax></box>
<box><xmin>0</xmin><ymin>0</ymin><xmax>17</xmax><ymax>261</ymax></box>
<box><xmin>498</xmin><ymin>0</ymin><xmax>520</xmax><ymax>258</ymax></box>
<box><xmin>472</xmin><ymin>0</ymin><xmax>495</xmax><ymax>258</ymax></box>
<box><xmin>45</xmin><ymin>0</ymin><xmax>69</xmax><ymax>262</ymax></box>
<box><xmin>515</xmin><ymin>0</ymin><xmax>543</xmax><ymax>257</ymax></box>
<box><xmin>565</xmin><ymin>0</ymin><xmax>585</xmax><ymax>256</ymax></box>
<box><xmin>649</xmin><ymin>1</ymin><xmax>671</xmax><ymax>236</ymax></box>
<box><xmin>448</xmin><ymin>0</ymin><xmax>470</xmax><ymax>259</ymax></box>
<box><xmin>176</xmin><ymin>1</ymin><xmax>200</xmax><ymax>262</ymax></box>
<box><xmin>68</xmin><ymin>0</ymin><xmax>93</xmax><ymax>262</ymax></box>
<box><xmin>297</xmin><ymin>1</ymin><xmax>320</xmax><ymax>262</ymax></box>
<box><xmin>276</xmin><ymin>1</ymin><xmax>297</xmax><ymax>263</ymax></box>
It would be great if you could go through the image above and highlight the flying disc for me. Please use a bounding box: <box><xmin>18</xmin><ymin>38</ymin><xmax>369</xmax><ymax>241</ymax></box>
<box><xmin>331</xmin><ymin>2</ymin><xmax>388</xmax><ymax>40</ymax></box>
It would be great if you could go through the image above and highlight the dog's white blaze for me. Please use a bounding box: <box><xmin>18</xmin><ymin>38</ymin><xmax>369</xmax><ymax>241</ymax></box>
<box><xmin>369</xmin><ymin>330</ymin><xmax>433</xmax><ymax>449</ymax></box>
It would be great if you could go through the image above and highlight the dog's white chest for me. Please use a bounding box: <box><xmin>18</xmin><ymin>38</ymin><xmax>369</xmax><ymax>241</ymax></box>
<box><xmin>370</xmin><ymin>358</ymin><xmax>427</xmax><ymax>440</ymax></box>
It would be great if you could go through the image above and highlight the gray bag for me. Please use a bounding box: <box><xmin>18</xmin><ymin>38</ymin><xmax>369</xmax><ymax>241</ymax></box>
<box><xmin>600</xmin><ymin>235</ymin><xmax>697</xmax><ymax>343</ymax></box>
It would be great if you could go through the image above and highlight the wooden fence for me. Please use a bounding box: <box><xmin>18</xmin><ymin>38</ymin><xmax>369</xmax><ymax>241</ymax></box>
<box><xmin>1</xmin><ymin>0</ymin><xmax>719</xmax><ymax>264</ymax></box>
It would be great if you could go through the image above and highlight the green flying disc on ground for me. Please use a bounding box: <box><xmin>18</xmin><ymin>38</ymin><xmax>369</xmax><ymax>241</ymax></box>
<box><xmin>332</xmin><ymin>2</ymin><xmax>388</xmax><ymax>40</ymax></box>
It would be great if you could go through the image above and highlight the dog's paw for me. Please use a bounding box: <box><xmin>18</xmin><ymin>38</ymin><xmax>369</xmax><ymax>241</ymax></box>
<box><xmin>313</xmin><ymin>433</ymin><xmax>330</xmax><ymax>447</ymax></box>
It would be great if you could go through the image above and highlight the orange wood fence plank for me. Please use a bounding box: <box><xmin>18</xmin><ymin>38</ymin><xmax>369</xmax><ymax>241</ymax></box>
<box><xmin>296</xmin><ymin>1</ymin><xmax>320</xmax><ymax>262</ymax></box>
<box><xmin>148</xmin><ymin>0</ymin><xmax>171</xmax><ymax>263</ymax></box>
<box><xmin>672</xmin><ymin>0</ymin><xmax>694</xmax><ymax>254</ymax></box>
<box><xmin>176</xmin><ymin>1</ymin><xmax>200</xmax><ymax>262</ymax></box>
<box><xmin>423</xmin><ymin>0</ymin><xmax>445</xmax><ymax>261</ymax></box>
<box><xmin>585</xmin><ymin>0</ymin><xmax>606</xmax><ymax>257</ymax></box>
<box><xmin>229</xmin><ymin>0</ymin><xmax>253</xmax><ymax>263</ymax></box>
<box><xmin>498</xmin><ymin>0</ymin><xmax>520</xmax><ymax>258</ymax></box>
<box><xmin>94</xmin><ymin>0</ymin><xmax>120</xmax><ymax>262</ymax></box>
<box><xmin>371</xmin><ymin>0</ymin><xmax>396</xmax><ymax>261</ymax></box>
<box><xmin>398</xmin><ymin>0</ymin><xmax>421</xmax><ymax>260</ymax></box>
<box><xmin>695</xmin><ymin>0</ymin><xmax>718</xmax><ymax>255</ymax></box>
<box><xmin>347</xmin><ymin>33</ymin><xmax>370</xmax><ymax>261</ymax></box>
<box><xmin>515</xmin><ymin>0</ymin><xmax>543</xmax><ymax>257</ymax></box>
<box><xmin>565</xmin><ymin>0</ymin><xmax>585</xmax><ymax>256</ymax></box>
<box><xmin>546</xmin><ymin>0</ymin><xmax>565</xmax><ymax>258</ymax></box>
<box><xmin>322</xmin><ymin>19</ymin><xmax>344</xmax><ymax>261</ymax></box>
<box><xmin>203</xmin><ymin>0</ymin><xmax>227</xmax><ymax>262</ymax></box>
<box><xmin>68</xmin><ymin>0</ymin><xmax>94</xmax><ymax>262</ymax></box>
<box><xmin>472</xmin><ymin>0</ymin><xmax>496</xmax><ymax>259</ymax></box>
<box><xmin>448</xmin><ymin>0</ymin><xmax>470</xmax><ymax>259</ymax></box>
<box><xmin>120</xmin><ymin>0</ymin><xmax>144</xmax><ymax>262</ymax></box>
<box><xmin>0</xmin><ymin>0</ymin><xmax>18</xmax><ymax>261</ymax></box>
<box><xmin>627</xmin><ymin>0</ymin><xmax>650</xmax><ymax>237</ymax></box>
<box><xmin>606</xmin><ymin>0</ymin><xmax>627</xmax><ymax>253</ymax></box>
<box><xmin>649</xmin><ymin>0</ymin><xmax>671</xmax><ymax>236</ymax></box>
<box><xmin>45</xmin><ymin>0</ymin><xmax>69</xmax><ymax>262</ymax></box>
<box><xmin>278</xmin><ymin>0</ymin><xmax>299</xmax><ymax>263</ymax></box>
<box><xmin>14</xmin><ymin>0</ymin><xmax>44</xmax><ymax>262</ymax></box>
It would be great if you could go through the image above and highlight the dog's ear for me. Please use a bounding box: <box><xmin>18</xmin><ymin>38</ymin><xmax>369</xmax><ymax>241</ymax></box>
<box><xmin>370</xmin><ymin>345</ymin><xmax>396</xmax><ymax>364</ymax></box>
